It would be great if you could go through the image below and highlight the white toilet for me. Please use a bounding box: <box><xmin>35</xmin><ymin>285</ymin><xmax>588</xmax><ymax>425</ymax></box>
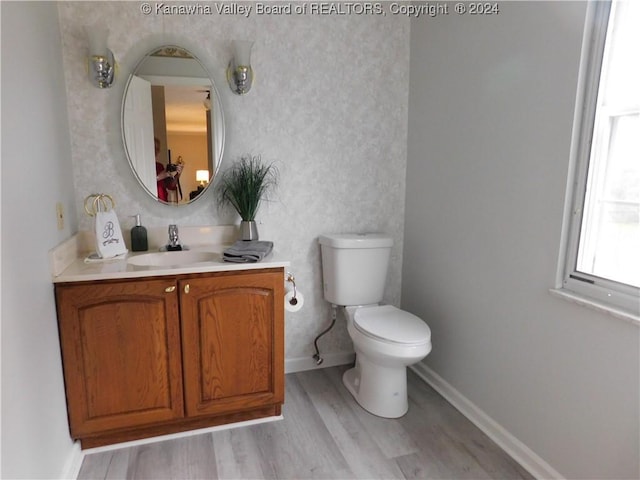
<box><xmin>318</xmin><ymin>233</ymin><xmax>432</xmax><ymax>418</ymax></box>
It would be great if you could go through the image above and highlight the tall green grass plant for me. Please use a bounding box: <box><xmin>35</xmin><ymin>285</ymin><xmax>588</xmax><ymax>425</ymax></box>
<box><xmin>217</xmin><ymin>155</ymin><xmax>278</xmax><ymax>221</ymax></box>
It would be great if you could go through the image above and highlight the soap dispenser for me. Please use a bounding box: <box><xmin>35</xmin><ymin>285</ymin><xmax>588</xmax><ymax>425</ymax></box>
<box><xmin>131</xmin><ymin>214</ymin><xmax>148</xmax><ymax>252</ymax></box>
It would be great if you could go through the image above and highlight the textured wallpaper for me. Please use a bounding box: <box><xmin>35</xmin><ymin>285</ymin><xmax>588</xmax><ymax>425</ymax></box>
<box><xmin>57</xmin><ymin>2</ymin><xmax>410</xmax><ymax>363</ymax></box>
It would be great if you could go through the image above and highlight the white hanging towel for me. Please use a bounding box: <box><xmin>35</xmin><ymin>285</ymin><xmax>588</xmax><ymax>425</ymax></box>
<box><xmin>95</xmin><ymin>209</ymin><xmax>128</xmax><ymax>258</ymax></box>
<box><xmin>85</xmin><ymin>194</ymin><xmax>128</xmax><ymax>259</ymax></box>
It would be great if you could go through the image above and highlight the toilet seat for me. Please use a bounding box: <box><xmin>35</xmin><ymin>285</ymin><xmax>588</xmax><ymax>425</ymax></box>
<box><xmin>353</xmin><ymin>305</ymin><xmax>431</xmax><ymax>345</ymax></box>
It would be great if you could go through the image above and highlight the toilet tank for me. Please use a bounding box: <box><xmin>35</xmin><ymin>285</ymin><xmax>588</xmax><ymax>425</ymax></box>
<box><xmin>318</xmin><ymin>233</ymin><xmax>393</xmax><ymax>306</ymax></box>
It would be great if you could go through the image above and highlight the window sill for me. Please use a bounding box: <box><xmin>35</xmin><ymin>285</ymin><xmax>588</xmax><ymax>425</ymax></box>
<box><xmin>549</xmin><ymin>288</ymin><xmax>640</xmax><ymax>327</ymax></box>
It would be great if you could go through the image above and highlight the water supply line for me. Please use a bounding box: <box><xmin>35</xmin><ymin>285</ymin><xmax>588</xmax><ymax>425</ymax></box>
<box><xmin>313</xmin><ymin>304</ymin><xmax>337</xmax><ymax>365</ymax></box>
<box><xmin>286</xmin><ymin>272</ymin><xmax>298</xmax><ymax>305</ymax></box>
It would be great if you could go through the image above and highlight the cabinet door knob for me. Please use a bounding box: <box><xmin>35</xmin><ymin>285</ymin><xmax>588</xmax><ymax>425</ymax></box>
<box><xmin>165</xmin><ymin>286</ymin><xmax>176</xmax><ymax>293</ymax></box>
<box><xmin>184</xmin><ymin>284</ymin><xmax>190</xmax><ymax>294</ymax></box>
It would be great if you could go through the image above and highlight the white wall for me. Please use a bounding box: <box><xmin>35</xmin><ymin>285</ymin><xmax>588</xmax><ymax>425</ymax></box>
<box><xmin>1</xmin><ymin>2</ymin><xmax>78</xmax><ymax>478</ymax></box>
<box><xmin>404</xmin><ymin>2</ymin><xmax>639</xmax><ymax>479</ymax></box>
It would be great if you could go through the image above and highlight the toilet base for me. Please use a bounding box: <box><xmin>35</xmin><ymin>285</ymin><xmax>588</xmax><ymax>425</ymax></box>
<box><xmin>342</xmin><ymin>357</ymin><xmax>408</xmax><ymax>418</ymax></box>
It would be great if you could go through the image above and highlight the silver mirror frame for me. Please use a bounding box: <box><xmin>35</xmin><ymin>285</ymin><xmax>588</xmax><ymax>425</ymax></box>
<box><xmin>121</xmin><ymin>45</ymin><xmax>225</xmax><ymax>206</ymax></box>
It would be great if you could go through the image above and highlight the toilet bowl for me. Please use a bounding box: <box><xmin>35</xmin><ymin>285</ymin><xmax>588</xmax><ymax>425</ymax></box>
<box><xmin>342</xmin><ymin>305</ymin><xmax>431</xmax><ymax>418</ymax></box>
<box><xmin>318</xmin><ymin>233</ymin><xmax>433</xmax><ymax>418</ymax></box>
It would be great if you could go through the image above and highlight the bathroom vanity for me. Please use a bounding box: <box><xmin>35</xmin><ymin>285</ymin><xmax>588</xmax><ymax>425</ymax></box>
<box><xmin>49</xmin><ymin>38</ymin><xmax>289</xmax><ymax>448</ymax></box>
<box><xmin>52</xmin><ymin>230</ymin><xmax>287</xmax><ymax>448</ymax></box>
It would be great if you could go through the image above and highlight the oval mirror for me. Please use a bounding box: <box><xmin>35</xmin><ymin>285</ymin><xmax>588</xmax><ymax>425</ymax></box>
<box><xmin>122</xmin><ymin>45</ymin><xmax>224</xmax><ymax>205</ymax></box>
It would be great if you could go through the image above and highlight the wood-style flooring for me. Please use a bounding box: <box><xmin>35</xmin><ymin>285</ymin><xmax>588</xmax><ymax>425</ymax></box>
<box><xmin>78</xmin><ymin>365</ymin><xmax>533</xmax><ymax>479</ymax></box>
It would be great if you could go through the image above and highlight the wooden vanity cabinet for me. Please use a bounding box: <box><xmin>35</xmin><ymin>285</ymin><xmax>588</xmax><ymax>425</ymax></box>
<box><xmin>55</xmin><ymin>268</ymin><xmax>284</xmax><ymax>448</ymax></box>
<box><xmin>55</xmin><ymin>277</ymin><xmax>184</xmax><ymax>440</ymax></box>
<box><xmin>180</xmin><ymin>271</ymin><xmax>285</xmax><ymax>417</ymax></box>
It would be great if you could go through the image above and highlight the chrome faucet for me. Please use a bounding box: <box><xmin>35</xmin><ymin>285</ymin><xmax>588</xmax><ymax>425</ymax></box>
<box><xmin>167</xmin><ymin>224</ymin><xmax>181</xmax><ymax>250</ymax></box>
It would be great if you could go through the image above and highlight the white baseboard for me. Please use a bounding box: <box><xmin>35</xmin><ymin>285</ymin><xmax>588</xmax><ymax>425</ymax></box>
<box><xmin>285</xmin><ymin>352</ymin><xmax>355</xmax><ymax>373</ymax></box>
<box><xmin>60</xmin><ymin>441</ymin><xmax>83</xmax><ymax>480</ymax></box>
<box><xmin>411</xmin><ymin>361</ymin><xmax>564</xmax><ymax>480</ymax></box>
<box><xmin>81</xmin><ymin>415</ymin><xmax>282</xmax><ymax>456</ymax></box>
<box><xmin>58</xmin><ymin>415</ymin><xmax>282</xmax><ymax>478</ymax></box>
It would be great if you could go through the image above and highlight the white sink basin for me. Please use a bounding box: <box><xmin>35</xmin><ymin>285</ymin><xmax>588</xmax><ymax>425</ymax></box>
<box><xmin>127</xmin><ymin>251</ymin><xmax>220</xmax><ymax>268</ymax></box>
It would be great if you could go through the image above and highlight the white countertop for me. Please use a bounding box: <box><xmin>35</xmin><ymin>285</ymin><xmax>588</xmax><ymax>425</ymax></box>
<box><xmin>54</xmin><ymin>250</ymin><xmax>289</xmax><ymax>283</ymax></box>
<box><xmin>50</xmin><ymin>227</ymin><xmax>290</xmax><ymax>283</ymax></box>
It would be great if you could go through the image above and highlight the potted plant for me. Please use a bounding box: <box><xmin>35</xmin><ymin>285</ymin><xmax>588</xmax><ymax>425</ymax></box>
<box><xmin>217</xmin><ymin>155</ymin><xmax>278</xmax><ymax>240</ymax></box>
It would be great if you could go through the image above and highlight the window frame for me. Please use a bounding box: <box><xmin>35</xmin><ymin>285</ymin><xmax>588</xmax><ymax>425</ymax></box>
<box><xmin>558</xmin><ymin>0</ymin><xmax>639</xmax><ymax>320</ymax></box>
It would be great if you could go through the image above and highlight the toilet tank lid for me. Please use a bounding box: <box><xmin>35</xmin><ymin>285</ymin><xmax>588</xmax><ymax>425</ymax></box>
<box><xmin>318</xmin><ymin>233</ymin><xmax>393</xmax><ymax>249</ymax></box>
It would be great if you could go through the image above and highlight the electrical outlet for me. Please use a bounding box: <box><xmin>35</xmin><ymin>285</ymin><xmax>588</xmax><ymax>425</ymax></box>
<box><xmin>56</xmin><ymin>202</ymin><xmax>64</xmax><ymax>230</ymax></box>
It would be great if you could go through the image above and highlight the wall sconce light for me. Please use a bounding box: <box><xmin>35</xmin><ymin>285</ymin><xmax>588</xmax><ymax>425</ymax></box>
<box><xmin>227</xmin><ymin>40</ymin><xmax>254</xmax><ymax>95</ymax></box>
<box><xmin>85</xmin><ymin>24</ymin><xmax>115</xmax><ymax>88</ymax></box>
<box><xmin>196</xmin><ymin>170</ymin><xmax>210</xmax><ymax>186</ymax></box>
<box><xmin>203</xmin><ymin>91</ymin><xmax>211</xmax><ymax>111</ymax></box>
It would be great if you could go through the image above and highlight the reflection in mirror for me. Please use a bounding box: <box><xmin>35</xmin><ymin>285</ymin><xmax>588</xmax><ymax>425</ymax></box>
<box><xmin>122</xmin><ymin>46</ymin><xmax>224</xmax><ymax>205</ymax></box>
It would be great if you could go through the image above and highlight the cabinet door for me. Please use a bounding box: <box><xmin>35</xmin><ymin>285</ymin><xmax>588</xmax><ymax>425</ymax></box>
<box><xmin>180</xmin><ymin>270</ymin><xmax>284</xmax><ymax>417</ymax></box>
<box><xmin>56</xmin><ymin>279</ymin><xmax>184</xmax><ymax>438</ymax></box>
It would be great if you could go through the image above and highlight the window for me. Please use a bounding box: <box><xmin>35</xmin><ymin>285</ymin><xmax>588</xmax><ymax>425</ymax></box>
<box><xmin>561</xmin><ymin>0</ymin><xmax>639</xmax><ymax>317</ymax></box>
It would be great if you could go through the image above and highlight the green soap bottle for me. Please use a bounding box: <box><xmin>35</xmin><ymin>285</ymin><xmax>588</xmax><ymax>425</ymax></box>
<box><xmin>131</xmin><ymin>214</ymin><xmax>148</xmax><ymax>252</ymax></box>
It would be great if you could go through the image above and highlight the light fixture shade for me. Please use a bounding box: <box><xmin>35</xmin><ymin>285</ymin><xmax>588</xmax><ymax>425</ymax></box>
<box><xmin>86</xmin><ymin>24</ymin><xmax>109</xmax><ymax>57</ymax></box>
<box><xmin>232</xmin><ymin>40</ymin><xmax>254</xmax><ymax>67</ymax></box>
<box><xmin>85</xmin><ymin>24</ymin><xmax>115</xmax><ymax>88</ymax></box>
<box><xmin>228</xmin><ymin>40</ymin><xmax>254</xmax><ymax>95</ymax></box>
<box><xmin>196</xmin><ymin>170</ymin><xmax>210</xmax><ymax>183</ymax></box>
